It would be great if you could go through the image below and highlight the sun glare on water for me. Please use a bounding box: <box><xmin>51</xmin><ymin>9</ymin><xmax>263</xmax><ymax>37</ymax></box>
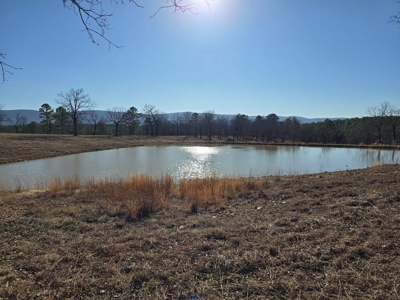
<box><xmin>182</xmin><ymin>146</ymin><xmax>221</xmax><ymax>160</ymax></box>
<box><xmin>174</xmin><ymin>146</ymin><xmax>222</xmax><ymax>179</ymax></box>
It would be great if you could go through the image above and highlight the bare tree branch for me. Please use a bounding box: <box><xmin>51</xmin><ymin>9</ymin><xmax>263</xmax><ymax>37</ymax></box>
<box><xmin>63</xmin><ymin>0</ymin><xmax>127</xmax><ymax>48</ymax></box>
<box><xmin>150</xmin><ymin>0</ymin><xmax>198</xmax><ymax>18</ymax></box>
<box><xmin>389</xmin><ymin>0</ymin><xmax>400</xmax><ymax>32</ymax></box>
<box><xmin>389</xmin><ymin>12</ymin><xmax>400</xmax><ymax>26</ymax></box>
<box><xmin>63</xmin><ymin>0</ymin><xmax>211</xmax><ymax>46</ymax></box>
<box><xmin>1</xmin><ymin>1</ymin><xmax>212</xmax><ymax>83</ymax></box>
<box><xmin>0</xmin><ymin>53</ymin><xmax>22</xmax><ymax>84</ymax></box>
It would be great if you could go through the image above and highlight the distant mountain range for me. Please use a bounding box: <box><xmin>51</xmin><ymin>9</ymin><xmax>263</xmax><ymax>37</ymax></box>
<box><xmin>2</xmin><ymin>109</ymin><xmax>346</xmax><ymax>124</ymax></box>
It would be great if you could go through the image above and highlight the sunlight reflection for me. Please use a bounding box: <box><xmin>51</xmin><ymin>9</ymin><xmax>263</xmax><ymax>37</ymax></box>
<box><xmin>182</xmin><ymin>146</ymin><xmax>221</xmax><ymax>160</ymax></box>
<box><xmin>174</xmin><ymin>146</ymin><xmax>222</xmax><ymax>179</ymax></box>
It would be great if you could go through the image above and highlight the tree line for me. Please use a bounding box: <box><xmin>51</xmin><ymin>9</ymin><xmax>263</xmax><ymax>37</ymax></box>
<box><xmin>0</xmin><ymin>89</ymin><xmax>399</xmax><ymax>145</ymax></box>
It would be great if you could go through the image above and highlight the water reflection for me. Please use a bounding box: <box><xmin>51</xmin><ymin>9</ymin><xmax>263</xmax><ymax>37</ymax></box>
<box><xmin>0</xmin><ymin>145</ymin><xmax>399</xmax><ymax>190</ymax></box>
<box><xmin>173</xmin><ymin>146</ymin><xmax>222</xmax><ymax>179</ymax></box>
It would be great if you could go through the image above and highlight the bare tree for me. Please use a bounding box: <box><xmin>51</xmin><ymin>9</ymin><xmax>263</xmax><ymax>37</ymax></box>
<box><xmin>215</xmin><ymin>115</ymin><xmax>228</xmax><ymax>139</ymax></box>
<box><xmin>0</xmin><ymin>104</ymin><xmax>9</xmax><ymax>124</ymax></box>
<box><xmin>142</xmin><ymin>104</ymin><xmax>160</xmax><ymax>136</ymax></box>
<box><xmin>181</xmin><ymin>111</ymin><xmax>192</xmax><ymax>137</ymax></box>
<box><xmin>57</xmin><ymin>88</ymin><xmax>96</xmax><ymax>136</ymax></box>
<box><xmin>389</xmin><ymin>8</ymin><xmax>400</xmax><ymax>28</ymax></box>
<box><xmin>171</xmin><ymin>114</ymin><xmax>183</xmax><ymax>136</ymax></box>
<box><xmin>107</xmin><ymin>107</ymin><xmax>126</xmax><ymax>136</ymax></box>
<box><xmin>158</xmin><ymin>113</ymin><xmax>169</xmax><ymax>136</ymax></box>
<box><xmin>0</xmin><ymin>53</ymin><xmax>21</xmax><ymax>83</ymax></box>
<box><xmin>13</xmin><ymin>112</ymin><xmax>21</xmax><ymax>133</ymax></box>
<box><xmin>366</xmin><ymin>102</ymin><xmax>391</xmax><ymax>144</ymax></box>
<box><xmin>62</xmin><ymin>0</ymin><xmax>212</xmax><ymax>48</ymax></box>
<box><xmin>384</xmin><ymin>102</ymin><xmax>400</xmax><ymax>142</ymax></box>
<box><xmin>201</xmin><ymin>110</ymin><xmax>215</xmax><ymax>141</ymax></box>
<box><xmin>86</xmin><ymin>110</ymin><xmax>100</xmax><ymax>135</ymax></box>
<box><xmin>97</xmin><ymin>117</ymin><xmax>107</xmax><ymax>135</ymax></box>
<box><xmin>1</xmin><ymin>1</ymin><xmax>212</xmax><ymax>83</ymax></box>
<box><xmin>191</xmin><ymin>112</ymin><xmax>200</xmax><ymax>137</ymax></box>
<box><xmin>20</xmin><ymin>116</ymin><xmax>28</xmax><ymax>133</ymax></box>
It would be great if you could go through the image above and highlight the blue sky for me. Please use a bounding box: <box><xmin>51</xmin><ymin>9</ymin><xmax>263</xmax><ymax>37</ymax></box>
<box><xmin>1</xmin><ymin>0</ymin><xmax>399</xmax><ymax>118</ymax></box>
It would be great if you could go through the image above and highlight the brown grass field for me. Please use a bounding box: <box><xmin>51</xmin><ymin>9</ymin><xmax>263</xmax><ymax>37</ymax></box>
<box><xmin>1</xmin><ymin>134</ymin><xmax>400</xmax><ymax>299</ymax></box>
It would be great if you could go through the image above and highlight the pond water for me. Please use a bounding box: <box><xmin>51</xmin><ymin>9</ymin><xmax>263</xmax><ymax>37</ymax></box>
<box><xmin>0</xmin><ymin>145</ymin><xmax>399</xmax><ymax>190</ymax></box>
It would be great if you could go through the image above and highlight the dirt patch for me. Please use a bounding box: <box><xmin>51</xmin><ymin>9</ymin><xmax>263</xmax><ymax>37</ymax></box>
<box><xmin>1</xmin><ymin>164</ymin><xmax>400</xmax><ymax>299</ymax></box>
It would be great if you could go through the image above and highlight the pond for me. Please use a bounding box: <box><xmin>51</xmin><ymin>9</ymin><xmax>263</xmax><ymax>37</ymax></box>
<box><xmin>0</xmin><ymin>145</ymin><xmax>399</xmax><ymax>190</ymax></box>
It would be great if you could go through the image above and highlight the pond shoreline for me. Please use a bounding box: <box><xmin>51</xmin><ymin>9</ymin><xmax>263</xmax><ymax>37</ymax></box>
<box><xmin>1</xmin><ymin>133</ymin><xmax>399</xmax><ymax>165</ymax></box>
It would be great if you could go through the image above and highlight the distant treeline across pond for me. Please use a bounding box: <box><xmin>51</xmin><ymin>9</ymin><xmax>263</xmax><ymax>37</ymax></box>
<box><xmin>1</xmin><ymin>102</ymin><xmax>399</xmax><ymax>145</ymax></box>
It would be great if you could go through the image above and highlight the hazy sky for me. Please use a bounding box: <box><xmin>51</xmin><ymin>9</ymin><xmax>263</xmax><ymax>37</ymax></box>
<box><xmin>1</xmin><ymin>0</ymin><xmax>399</xmax><ymax>118</ymax></box>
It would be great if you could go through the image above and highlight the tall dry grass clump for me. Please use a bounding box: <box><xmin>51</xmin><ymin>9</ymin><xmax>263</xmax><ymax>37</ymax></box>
<box><xmin>63</xmin><ymin>175</ymin><xmax>81</xmax><ymax>195</ymax></box>
<box><xmin>85</xmin><ymin>174</ymin><xmax>175</xmax><ymax>220</ymax></box>
<box><xmin>48</xmin><ymin>175</ymin><xmax>81</xmax><ymax>197</ymax></box>
<box><xmin>177</xmin><ymin>175</ymin><xmax>254</xmax><ymax>212</ymax></box>
<box><xmin>49</xmin><ymin>177</ymin><xmax>61</xmax><ymax>197</ymax></box>
<box><xmin>44</xmin><ymin>173</ymin><xmax>265</xmax><ymax>218</ymax></box>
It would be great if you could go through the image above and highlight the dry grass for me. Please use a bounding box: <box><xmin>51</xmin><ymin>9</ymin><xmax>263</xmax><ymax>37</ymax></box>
<box><xmin>44</xmin><ymin>173</ymin><xmax>268</xmax><ymax>219</ymax></box>
<box><xmin>1</xmin><ymin>164</ymin><xmax>400</xmax><ymax>299</ymax></box>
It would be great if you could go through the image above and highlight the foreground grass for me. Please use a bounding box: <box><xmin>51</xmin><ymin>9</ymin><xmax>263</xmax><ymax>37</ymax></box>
<box><xmin>1</xmin><ymin>164</ymin><xmax>400</xmax><ymax>299</ymax></box>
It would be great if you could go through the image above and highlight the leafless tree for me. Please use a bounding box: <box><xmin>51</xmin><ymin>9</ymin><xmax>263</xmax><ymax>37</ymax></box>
<box><xmin>0</xmin><ymin>53</ymin><xmax>21</xmax><ymax>83</ymax></box>
<box><xmin>97</xmin><ymin>117</ymin><xmax>107</xmax><ymax>135</ymax></box>
<box><xmin>158</xmin><ymin>113</ymin><xmax>169</xmax><ymax>136</ymax></box>
<box><xmin>13</xmin><ymin>112</ymin><xmax>21</xmax><ymax>133</ymax></box>
<box><xmin>215</xmin><ymin>115</ymin><xmax>228</xmax><ymax>139</ymax></box>
<box><xmin>63</xmin><ymin>0</ymin><xmax>212</xmax><ymax>48</ymax></box>
<box><xmin>20</xmin><ymin>116</ymin><xmax>28</xmax><ymax>133</ymax></box>
<box><xmin>191</xmin><ymin>112</ymin><xmax>200</xmax><ymax>137</ymax></box>
<box><xmin>389</xmin><ymin>7</ymin><xmax>400</xmax><ymax>27</ymax></box>
<box><xmin>366</xmin><ymin>101</ymin><xmax>392</xmax><ymax>144</ymax></box>
<box><xmin>383</xmin><ymin>102</ymin><xmax>400</xmax><ymax>141</ymax></box>
<box><xmin>57</xmin><ymin>88</ymin><xmax>96</xmax><ymax>136</ymax></box>
<box><xmin>107</xmin><ymin>107</ymin><xmax>126</xmax><ymax>136</ymax></box>
<box><xmin>142</xmin><ymin>104</ymin><xmax>160</xmax><ymax>136</ymax></box>
<box><xmin>171</xmin><ymin>114</ymin><xmax>183</xmax><ymax>136</ymax></box>
<box><xmin>86</xmin><ymin>110</ymin><xmax>100</xmax><ymax>135</ymax></box>
<box><xmin>1</xmin><ymin>1</ymin><xmax>212</xmax><ymax>83</ymax></box>
<box><xmin>201</xmin><ymin>110</ymin><xmax>215</xmax><ymax>141</ymax></box>
<box><xmin>0</xmin><ymin>104</ymin><xmax>9</xmax><ymax>124</ymax></box>
<box><xmin>181</xmin><ymin>111</ymin><xmax>193</xmax><ymax>137</ymax></box>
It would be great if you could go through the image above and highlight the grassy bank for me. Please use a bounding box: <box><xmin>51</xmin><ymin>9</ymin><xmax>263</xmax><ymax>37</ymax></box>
<box><xmin>1</xmin><ymin>164</ymin><xmax>400</xmax><ymax>299</ymax></box>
